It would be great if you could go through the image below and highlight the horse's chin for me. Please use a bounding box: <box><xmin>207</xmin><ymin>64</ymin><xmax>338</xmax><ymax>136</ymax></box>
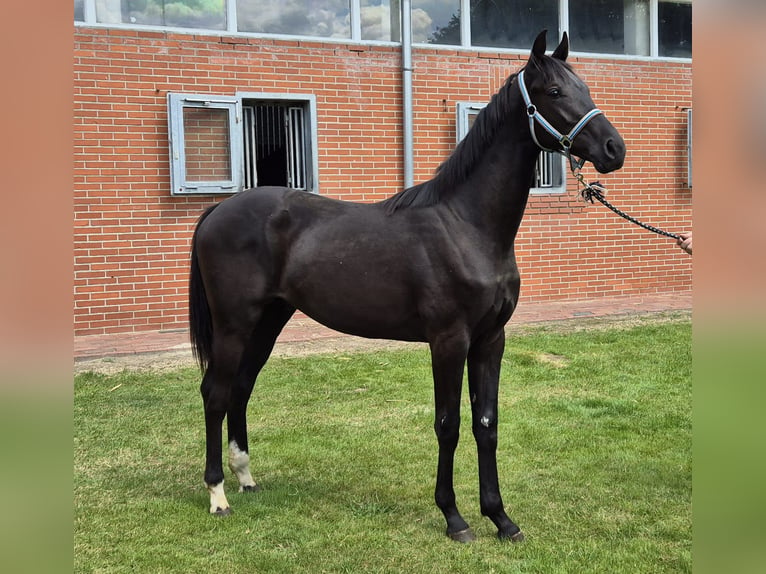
<box><xmin>592</xmin><ymin>157</ymin><xmax>625</xmax><ymax>174</ymax></box>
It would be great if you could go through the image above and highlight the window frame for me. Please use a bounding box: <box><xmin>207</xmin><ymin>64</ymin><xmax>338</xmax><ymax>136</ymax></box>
<box><xmin>167</xmin><ymin>92</ymin><xmax>319</xmax><ymax>196</ymax></box>
<box><xmin>456</xmin><ymin>102</ymin><xmax>567</xmax><ymax>195</ymax></box>
<box><xmin>167</xmin><ymin>93</ymin><xmax>244</xmax><ymax>196</ymax></box>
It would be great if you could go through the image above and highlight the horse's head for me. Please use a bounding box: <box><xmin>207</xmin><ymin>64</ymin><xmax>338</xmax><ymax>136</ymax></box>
<box><xmin>520</xmin><ymin>30</ymin><xmax>626</xmax><ymax>174</ymax></box>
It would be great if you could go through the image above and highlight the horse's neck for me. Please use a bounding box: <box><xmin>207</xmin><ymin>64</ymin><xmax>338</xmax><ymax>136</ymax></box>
<box><xmin>447</xmin><ymin>120</ymin><xmax>540</xmax><ymax>250</ymax></box>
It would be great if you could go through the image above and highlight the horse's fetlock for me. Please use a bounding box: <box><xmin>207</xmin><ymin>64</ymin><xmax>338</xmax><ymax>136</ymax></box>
<box><xmin>480</xmin><ymin>494</ymin><xmax>504</xmax><ymax>517</ymax></box>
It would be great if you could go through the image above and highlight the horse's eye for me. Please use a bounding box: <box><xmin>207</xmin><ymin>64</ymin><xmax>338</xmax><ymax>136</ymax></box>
<box><xmin>547</xmin><ymin>88</ymin><xmax>561</xmax><ymax>98</ymax></box>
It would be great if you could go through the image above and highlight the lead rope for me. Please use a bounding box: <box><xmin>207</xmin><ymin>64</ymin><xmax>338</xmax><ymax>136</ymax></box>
<box><xmin>570</xmin><ymin>162</ymin><xmax>681</xmax><ymax>241</ymax></box>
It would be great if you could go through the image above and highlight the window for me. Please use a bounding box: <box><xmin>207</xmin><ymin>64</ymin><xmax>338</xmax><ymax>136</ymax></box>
<box><xmin>414</xmin><ymin>0</ymin><xmax>460</xmax><ymax>44</ymax></box>
<box><xmin>470</xmin><ymin>0</ymin><xmax>559</xmax><ymax>50</ymax></box>
<box><xmin>242</xmin><ymin>101</ymin><xmax>308</xmax><ymax>189</ymax></box>
<box><xmin>168</xmin><ymin>93</ymin><xmax>318</xmax><ymax>195</ymax></box>
<box><xmin>76</xmin><ymin>0</ymin><xmax>692</xmax><ymax>59</ymax></box>
<box><xmin>658</xmin><ymin>1</ymin><xmax>692</xmax><ymax>58</ymax></box>
<box><xmin>361</xmin><ymin>0</ymin><xmax>400</xmax><ymax>42</ymax></box>
<box><xmin>569</xmin><ymin>0</ymin><xmax>651</xmax><ymax>56</ymax></box>
<box><xmin>237</xmin><ymin>0</ymin><xmax>350</xmax><ymax>38</ymax></box>
<box><xmin>456</xmin><ymin>102</ymin><xmax>564</xmax><ymax>194</ymax></box>
<box><xmin>95</xmin><ymin>0</ymin><xmax>226</xmax><ymax>29</ymax></box>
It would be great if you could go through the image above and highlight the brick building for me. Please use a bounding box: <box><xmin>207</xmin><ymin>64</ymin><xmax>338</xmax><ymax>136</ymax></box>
<box><xmin>74</xmin><ymin>1</ymin><xmax>692</xmax><ymax>337</ymax></box>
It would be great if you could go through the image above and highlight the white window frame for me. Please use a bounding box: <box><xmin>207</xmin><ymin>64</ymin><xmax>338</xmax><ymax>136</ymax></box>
<box><xmin>167</xmin><ymin>92</ymin><xmax>318</xmax><ymax>196</ymax></box>
<box><xmin>456</xmin><ymin>102</ymin><xmax>566</xmax><ymax>195</ymax></box>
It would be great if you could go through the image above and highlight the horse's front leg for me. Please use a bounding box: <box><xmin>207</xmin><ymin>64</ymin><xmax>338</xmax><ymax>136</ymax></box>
<box><xmin>430</xmin><ymin>331</ymin><xmax>475</xmax><ymax>542</ymax></box>
<box><xmin>467</xmin><ymin>328</ymin><xmax>524</xmax><ymax>541</ymax></box>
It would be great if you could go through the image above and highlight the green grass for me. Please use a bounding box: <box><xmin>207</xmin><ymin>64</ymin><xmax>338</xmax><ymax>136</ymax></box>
<box><xmin>74</xmin><ymin>316</ymin><xmax>691</xmax><ymax>573</ymax></box>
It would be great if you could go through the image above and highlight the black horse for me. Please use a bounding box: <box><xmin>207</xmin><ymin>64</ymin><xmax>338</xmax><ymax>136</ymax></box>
<box><xmin>189</xmin><ymin>30</ymin><xmax>625</xmax><ymax>542</ymax></box>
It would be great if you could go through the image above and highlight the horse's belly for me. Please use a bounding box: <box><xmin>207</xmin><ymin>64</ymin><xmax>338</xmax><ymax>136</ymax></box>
<box><xmin>301</xmin><ymin>304</ymin><xmax>425</xmax><ymax>342</ymax></box>
<box><xmin>282</xmin><ymin>264</ymin><xmax>425</xmax><ymax>342</ymax></box>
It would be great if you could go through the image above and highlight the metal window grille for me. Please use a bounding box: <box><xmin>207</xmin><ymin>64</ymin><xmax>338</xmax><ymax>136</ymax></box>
<box><xmin>535</xmin><ymin>152</ymin><xmax>555</xmax><ymax>188</ymax></box>
<box><xmin>287</xmin><ymin>106</ymin><xmax>306</xmax><ymax>189</ymax></box>
<box><xmin>242</xmin><ymin>103</ymin><xmax>306</xmax><ymax>190</ymax></box>
<box><xmin>243</xmin><ymin>105</ymin><xmax>257</xmax><ymax>188</ymax></box>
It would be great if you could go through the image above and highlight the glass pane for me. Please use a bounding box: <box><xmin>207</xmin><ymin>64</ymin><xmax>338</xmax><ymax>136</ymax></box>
<box><xmin>470</xmin><ymin>0</ymin><xmax>558</xmax><ymax>49</ymax></box>
<box><xmin>467</xmin><ymin>111</ymin><xmax>478</xmax><ymax>131</ymax></box>
<box><xmin>414</xmin><ymin>0</ymin><xmax>460</xmax><ymax>45</ymax></box>
<box><xmin>361</xmin><ymin>0</ymin><xmax>400</xmax><ymax>42</ymax></box>
<box><xmin>624</xmin><ymin>0</ymin><xmax>650</xmax><ymax>56</ymax></box>
<box><xmin>96</xmin><ymin>0</ymin><xmax>226</xmax><ymax>29</ymax></box>
<box><xmin>569</xmin><ymin>0</ymin><xmax>623</xmax><ymax>54</ymax></box>
<box><xmin>183</xmin><ymin>107</ymin><xmax>232</xmax><ymax>183</ymax></box>
<box><xmin>237</xmin><ymin>0</ymin><xmax>351</xmax><ymax>38</ymax></box>
<box><xmin>75</xmin><ymin>0</ymin><xmax>85</xmax><ymax>21</ymax></box>
<box><xmin>659</xmin><ymin>1</ymin><xmax>692</xmax><ymax>58</ymax></box>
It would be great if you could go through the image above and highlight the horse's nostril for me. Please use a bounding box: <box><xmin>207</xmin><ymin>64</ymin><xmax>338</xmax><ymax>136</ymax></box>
<box><xmin>605</xmin><ymin>139</ymin><xmax>618</xmax><ymax>158</ymax></box>
<box><xmin>605</xmin><ymin>137</ymin><xmax>626</xmax><ymax>160</ymax></box>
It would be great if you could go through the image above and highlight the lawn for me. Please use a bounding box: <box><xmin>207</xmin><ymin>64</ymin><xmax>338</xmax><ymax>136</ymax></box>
<box><xmin>74</xmin><ymin>314</ymin><xmax>691</xmax><ymax>573</ymax></box>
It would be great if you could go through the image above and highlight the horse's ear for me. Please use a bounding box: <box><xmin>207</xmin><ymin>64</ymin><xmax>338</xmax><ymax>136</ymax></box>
<box><xmin>531</xmin><ymin>30</ymin><xmax>547</xmax><ymax>60</ymax></box>
<box><xmin>552</xmin><ymin>32</ymin><xmax>569</xmax><ymax>61</ymax></box>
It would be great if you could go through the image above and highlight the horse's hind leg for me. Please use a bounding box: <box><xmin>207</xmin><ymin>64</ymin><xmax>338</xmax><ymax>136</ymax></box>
<box><xmin>226</xmin><ymin>299</ymin><xmax>295</xmax><ymax>493</ymax></box>
<box><xmin>201</xmin><ymin>327</ymin><xmax>252</xmax><ymax>515</ymax></box>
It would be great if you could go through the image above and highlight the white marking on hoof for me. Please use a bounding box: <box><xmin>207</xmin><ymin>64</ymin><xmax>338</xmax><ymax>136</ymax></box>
<box><xmin>206</xmin><ymin>480</ymin><xmax>230</xmax><ymax>514</ymax></box>
<box><xmin>228</xmin><ymin>441</ymin><xmax>257</xmax><ymax>491</ymax></box>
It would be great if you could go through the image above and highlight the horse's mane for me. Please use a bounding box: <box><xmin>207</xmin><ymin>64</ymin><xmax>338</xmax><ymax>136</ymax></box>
<box><xmin>381</xmin><ymin>55</ymin><xmax>574</xmax><ymax>215</ymax></box>
<box><xmin>381</xmin><ymin>72</ymin><xmax>520</xmax><ymax>214</ymax></box>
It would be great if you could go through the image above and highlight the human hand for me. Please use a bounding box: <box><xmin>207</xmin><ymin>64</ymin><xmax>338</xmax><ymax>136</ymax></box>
<box><xmin>676</xmin><ymin>232</ymin><xmax>692</xmax><ymax>255</ymax></box>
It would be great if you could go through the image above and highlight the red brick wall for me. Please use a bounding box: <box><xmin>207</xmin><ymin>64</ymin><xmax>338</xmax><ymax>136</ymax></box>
<box><xmin>73</xmin><ymin>27</ymin><xmax>692</xmax><ymax>336</ymax></box>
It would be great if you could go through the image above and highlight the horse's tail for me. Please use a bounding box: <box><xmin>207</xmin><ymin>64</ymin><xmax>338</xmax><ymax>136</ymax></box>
<box><xmin>189</xmin><ymin>203</ymin><xmax>220</xmax><ymax>371</ymax></box>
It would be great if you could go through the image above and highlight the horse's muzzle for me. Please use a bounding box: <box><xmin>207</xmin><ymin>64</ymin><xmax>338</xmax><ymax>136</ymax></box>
<box><xmin>593</xmin><ymin>136</ymin><xmax>626</xmax><ymax>173</ymax></box>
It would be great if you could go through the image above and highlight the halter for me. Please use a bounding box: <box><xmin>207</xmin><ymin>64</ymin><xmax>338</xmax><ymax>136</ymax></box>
<box><xmin>517</xmin><ymin>69</ymin><xmax>603</xmax><ymax>170</ymax></box>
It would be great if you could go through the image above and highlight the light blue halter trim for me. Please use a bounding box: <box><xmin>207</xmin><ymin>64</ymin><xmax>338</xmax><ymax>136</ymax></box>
<box><xmin>517</xmin><ymin>69</ymin><xmax>603</xmax><ymax>156</ymax></box>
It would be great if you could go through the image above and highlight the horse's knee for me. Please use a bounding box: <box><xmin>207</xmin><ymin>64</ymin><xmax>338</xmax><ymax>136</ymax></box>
<box><xmin>472</xmin><ymin>414</ymin><xmax>498</xmax><ymax>449</ymax></box>
<box><xmin>434</xmin><ymin>414</ymin><xmax>460</xmax><ymax>445</ymax></box>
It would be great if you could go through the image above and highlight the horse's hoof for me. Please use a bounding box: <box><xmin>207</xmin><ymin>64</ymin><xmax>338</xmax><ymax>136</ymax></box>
<box><xmin>448</xmin><ymin>528</ymin><xmax>477</xmax><ymax>543</ymax></box>
<box><xmin>212</xmin><ymin>507</ymin><xmax>231</xmax><ymax>516</ymax></box>
<box><xmin>498</xmin><ymin>528</ymin><xmax>524</xmax><ymax>542</ymax></box>
<box><xmin>240</xmin><ymin>484</ymin><xmax>261</xmax><ymax>493</ymax></box>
